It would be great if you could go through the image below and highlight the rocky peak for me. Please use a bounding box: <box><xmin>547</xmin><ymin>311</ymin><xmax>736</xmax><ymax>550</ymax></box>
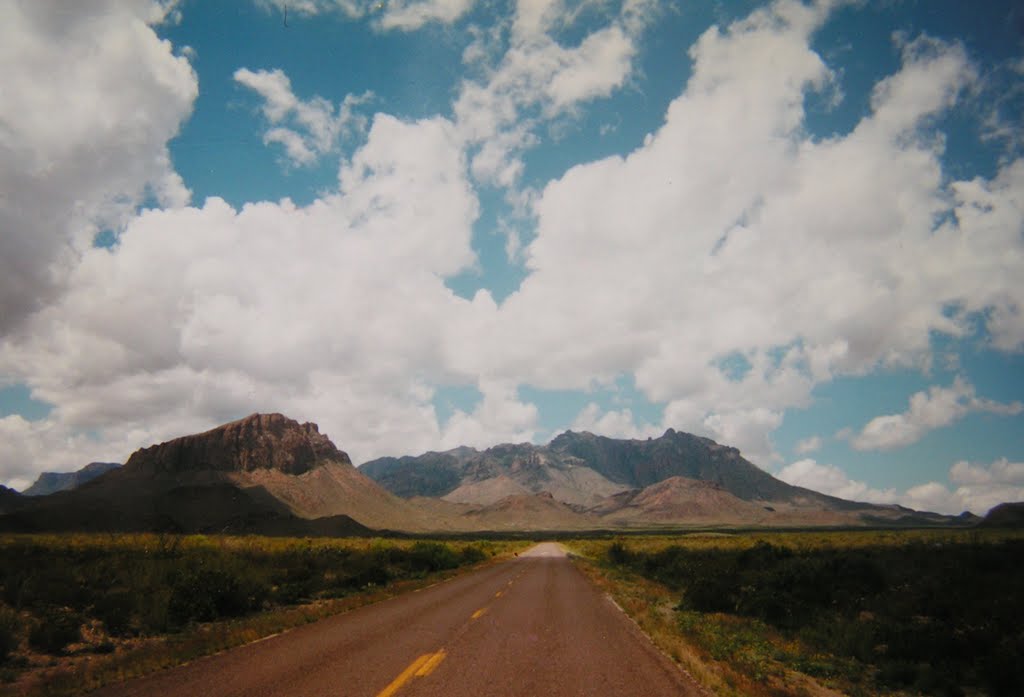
<box><xmin>124</xmin><ymin>413</ymin><xmax>352</xmax><ymax>476</ymax></box>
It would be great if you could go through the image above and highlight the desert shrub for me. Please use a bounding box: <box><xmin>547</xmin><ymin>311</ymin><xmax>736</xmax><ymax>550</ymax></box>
<box><xmin>458</xmin><ymin>544</ymin><xmax>487</xmax><ymax>564</ymax></box>
<box><xmin>408</xmin><ymin>541</ymin><xmax>459</xmax><ymax>572</ymax></box>
<box><xmin>92</xmin><ymin>589</ymin><xmax>135</xmax><ymax>637</ymax></box>
<box><xmin>167</xmin><ymin>565</ymin><xmax>269</xmax><ymax>627</ymax></box>
<box><xmin>605</xmin><ymin>537</ymin><xmax>1024</xmax><ymax>696</ymax></box>
<box><xmin>28</xmin><ymin>609</ymin><xmax>81</xmax><ymax>654</ymax></box>
<box><xmin>0</xmin><ymin>606</ymin><xmax>20</xmax><ymax>663</ymax></box>
<box><xmin>606</xmin><ymin>541</ymin><xmax>631</xmax><ymax>565</ymax></box>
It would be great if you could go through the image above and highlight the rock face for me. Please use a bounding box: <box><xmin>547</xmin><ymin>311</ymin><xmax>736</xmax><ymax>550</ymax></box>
<box><xmin>23</xmin><ymin>461</ymin><xmax>121</xmax><ymax>496</ymax></box>
<box><xmin>124</xmin><ymin>413</ymin><xmax>351</xmax><ymax>476</ymax></box>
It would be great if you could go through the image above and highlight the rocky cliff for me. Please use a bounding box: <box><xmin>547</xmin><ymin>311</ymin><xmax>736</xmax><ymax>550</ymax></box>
<box><xmin>123</xmin><ymin>413</ymin><xmax>351</xmax><ymax>476</ymax></box>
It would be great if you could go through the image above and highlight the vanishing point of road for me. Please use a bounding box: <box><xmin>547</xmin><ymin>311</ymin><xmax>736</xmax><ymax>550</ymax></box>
<box><xmin>94</xmin><ymin>543</ymin><xmax>703</xmax><ymax>696</ymax></box>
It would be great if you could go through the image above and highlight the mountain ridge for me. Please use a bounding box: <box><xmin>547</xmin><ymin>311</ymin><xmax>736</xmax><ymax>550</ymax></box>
<box><xmin>23</xmin><ymin>461</ymin><xmax>121</xmax><ymax>496</ymax></box>
<box><xmin>361</xmin><ymin>428</ymin><xmax>970</xmax><ymax>527</ymax></box>
<box><xmin>1</xmin><ymin>414</ymin><xmax>981</xmax><ymax>533</ymax></box>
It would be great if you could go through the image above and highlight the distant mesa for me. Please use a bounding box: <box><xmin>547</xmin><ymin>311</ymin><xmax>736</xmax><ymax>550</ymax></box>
<box><xmin>23</xmin><ymin>461</ymin><xmax>121</xmax><ymax>497</ymax></box>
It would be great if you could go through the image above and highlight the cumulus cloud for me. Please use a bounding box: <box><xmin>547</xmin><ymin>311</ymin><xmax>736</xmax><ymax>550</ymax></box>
<box><xmin>794</xmin><ymin>435</ymin><xmax>823</xmax><ymax>455</ymax></box>
<box><xmin>0</xmin><ymin>0</ymin><xmax>196</xmax><ymax>333</ymax></box>
<box><xmin>850</xmin><ymin>377</ymin><xmax>1023</xmax><ymax>451</ymax></box>
<box><xmin>258</xmin><ymin>0</ymin><xmax>475</xmax><ymax>31</ymax></box>
<box><xmin>470</xmin><ymin>3</ymin><xmax>1024</xmax><ymax>453</ymax></box>
<box><xmin>0</xmin><ymin>113</ymin><xmax>480</xmax><ymax>471</ymax></box>
<box><xmin>454</xmin><ymin>0</ymin><xmax>656</xmax><ymax>188</ymax></box>
<box><xmin>439</xmin><ymin>381</ymin><xmax>539</xmax><ymax>450</ymax></box>
<box><xmin>571</xmin><ymin>403</ymin><xmax>660</xmax><ymax>441</ymax></box>
<box><xmin>778</xmin><ymin>457</ymin><xmax>1024</xmax><ymax>515</ymax></box>
<box><xmin>3</xmin><ymin>0</ymin><xmax>1024</xmax><ymax>491</ymax></box>
<box><xmin>777</xmin><ymin>459</ymin><xmax>898</xmax><ymax>504</ymax></box>
<box><xmin>234</xmin><ymin>68</ymin><xmax>371</xmax><ymax>166</ymax></box>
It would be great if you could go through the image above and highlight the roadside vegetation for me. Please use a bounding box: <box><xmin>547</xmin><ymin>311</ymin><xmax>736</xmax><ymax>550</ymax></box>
<box><xmin>0</xmin><ymin>533</ymin><xmax>528</xmax><ymax>696</ymax></box>
<box><xmin>569</xmin><ymin>529</ymin><xmax>1024</xmax><ymax>697</ymax></box>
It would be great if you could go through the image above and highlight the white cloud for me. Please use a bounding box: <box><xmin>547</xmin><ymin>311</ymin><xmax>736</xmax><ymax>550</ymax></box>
<box><xmin>258</xmin><ymin>0</ymin><xmax>475</xmax><ymax>31</ymax></box>
<box><xmin>794</xmin><ymin>435</ymin><xmax>822</xmax><ymax>454</ymax></box>
<box><xmin>439</xmin><ymin>380</ymin><xmax>539</xmax><ymax>450</ymax></box>
<box><xmin>471</xmin><ymin>3</ymin><xmax>1023</xmax><ymax>452</ymax></box>
<box><xmin>571</xmin><ymin>403</ymin><xmax>660</xmax><ymax>440</ymax></box>
<box><xmin>453</xmin><ymin>0</ymin><xmax>654</xmax><ymax>187</ymax></box>
<box><xmin>850</xmin><ymin>377</ymin><xmax>1022</xmax><ymax>451</ymax></box>
<box><xmin>0</xmin><ymin>113</ymin><xmax>482</xmax><ymax>474</ymax></box>
<box><xmin>377</xmin><ymin>0</ymin><xmax>475</xmax><ymax>31</ymax></box>
<box><xmin>0</xmin><ymin>0</ymin><xmax>196</xmax><ymax>334</ymax></box>
<box><xmin>234</xmin><ymin>68</ymin><xmax>371</xmax><ymax>166</ymax></box>
<box><xmin>3</xmin><ymin>0</ymin><xmax>1024</xmax><ymax>495</ymax></box>
<box><xmin>777</xmin><ymin>459</ymin><xmax>898</xmax><ymax>504</ymax></box>
<box><xmin>950</xmin><ymin>457</ymin><xmax>1024</xmax><ymax>486</ymax></box>
<box><xmin>778</xmin><ymin>457</ymin><xmax>1024</xmax><ymax>515</ymax></box>
<box><xmin>701</xmin><ymin>408</ymin><xmax>783</xmax><ymax>466</ymax></box>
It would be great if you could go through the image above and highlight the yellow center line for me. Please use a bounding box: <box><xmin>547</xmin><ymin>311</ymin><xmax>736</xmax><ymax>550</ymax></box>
<box><xmin>495</xmin><ymin>590</ymin><xmax>503</xmax><ymax>598</ymax></box>
<box><xmin>471</xmin><ymin>607</ymin><xmax>489</xmax><ymax>620</ymax></box>
<box><xmin>375</xmin><ymin>654</ymin><xmax>431</xmax><ymax>697</ymax></box>
<box><xmin>415</xmin><ymin>650</ymin><xmax>447</xmax><ymax>677</ymax></box>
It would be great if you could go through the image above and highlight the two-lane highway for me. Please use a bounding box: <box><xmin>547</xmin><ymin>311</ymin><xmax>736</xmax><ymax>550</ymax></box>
<box><xmin>95</xmin><ymin>543</ymin><xmax>703</xmax><ymax>697</ymax></box>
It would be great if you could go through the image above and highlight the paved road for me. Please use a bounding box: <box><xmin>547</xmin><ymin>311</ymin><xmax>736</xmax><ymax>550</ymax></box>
<box><xmin>94</xmin><ymin>543</ymin><xmax>703</xmax><ymax>696</ymax></box>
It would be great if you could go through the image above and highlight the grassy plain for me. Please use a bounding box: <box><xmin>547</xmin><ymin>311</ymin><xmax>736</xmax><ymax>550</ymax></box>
<box><xmin>0</xmin><ymin>533</ymin><xmax>530</xmax><ymax>696</ymax></box>
<box><xmin>567</xmin><ymin>528</ymin><xmax>1024</xmax><ymax>697</ymax></box>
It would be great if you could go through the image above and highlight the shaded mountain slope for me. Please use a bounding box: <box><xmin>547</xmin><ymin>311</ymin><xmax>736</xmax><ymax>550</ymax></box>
<box><xmin>0</xmin><ymin>414</ymin><xmax>417</xmax><ymax>534</ymax></box>
<box><xmin>980</xmin><ymin>501</ymin><xmax>1024</xmax><ymax>527</ymax></box>
<box><xmin>22</xmin><ymin>461</ymin><xmax>121</xmax><ymax>496</ymax></box>
<box><xmin>0</xmin><ymin>486</ymin><xmax>26</xmax><ymax>515</ymax></box>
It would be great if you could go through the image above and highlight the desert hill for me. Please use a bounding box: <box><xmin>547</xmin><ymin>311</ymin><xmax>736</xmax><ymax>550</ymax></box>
<box><xmin>980</xmin><ymin>501</ymin><xmax>1024</xmax><ymax>527</ymax></box>
<box><xmin>22</xmin><ymin>461</ymin><xmax>121</xmax><ymax>496</ymax></box>
<box><xmin>0</xmin><ymin>414</ymin><xmax>422</xmax><ymax>535</ymax></box>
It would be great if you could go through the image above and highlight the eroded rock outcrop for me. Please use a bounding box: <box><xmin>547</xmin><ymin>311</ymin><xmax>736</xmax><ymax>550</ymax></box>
<box><xmin>124</xmin><ymin>413</ymin><xmax>352</xmax><ymax>476</ymax></box>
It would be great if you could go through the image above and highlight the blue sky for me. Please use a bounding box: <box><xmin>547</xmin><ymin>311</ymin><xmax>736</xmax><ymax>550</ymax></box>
<box><xmin>1</xmin><ymin>0</ymin><xmax>1022</xmax><ymax>514</ymax></box>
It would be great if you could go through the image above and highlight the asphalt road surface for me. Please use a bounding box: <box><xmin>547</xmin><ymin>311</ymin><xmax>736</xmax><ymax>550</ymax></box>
<box><xmin>94</xmin><ymin>543</ymin><xmax>703</xmax><ymax>696</ymax></box>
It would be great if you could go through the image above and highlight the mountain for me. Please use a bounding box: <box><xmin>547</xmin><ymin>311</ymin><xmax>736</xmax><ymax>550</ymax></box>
<box><xmin>362</xmin><ymin>439</ymin><xmax>630</xmax><ymax>508</ymax></box>
<box><xmin>23</xmin><ymin>461</ymin><xmax>121</xmax><ymax>496</ymax></box>
<box><xmin>363</xmin><ymin>429</ymin><xmax>970</xmax><ymax>528</ymax></box>
<box><xmin>1</xmin><ymin>416</ymin><xmax>977</xmax><ymax>533</ymax></box>
<box><xmin>0</xmin><ymin>414</ymin><xmax>428</xmax><ymax>535</ymax></box>
<box><xmin>980</xmin><ymin>502</ymin><xmax>1024</xmax><ymax>528</ymax></box>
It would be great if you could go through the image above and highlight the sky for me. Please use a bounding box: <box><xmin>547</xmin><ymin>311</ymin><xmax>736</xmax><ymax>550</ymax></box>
<box><xmin>1</xmin><ymin>0</ymin><xmax>1023</xmax><ymax>515</ymax></box>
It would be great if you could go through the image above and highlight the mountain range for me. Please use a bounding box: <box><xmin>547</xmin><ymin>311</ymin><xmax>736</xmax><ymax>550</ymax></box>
<box><xmin>0</xmin><ymin>413</ymin><xmax>986</xmax><ymax>534</ymax></box>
